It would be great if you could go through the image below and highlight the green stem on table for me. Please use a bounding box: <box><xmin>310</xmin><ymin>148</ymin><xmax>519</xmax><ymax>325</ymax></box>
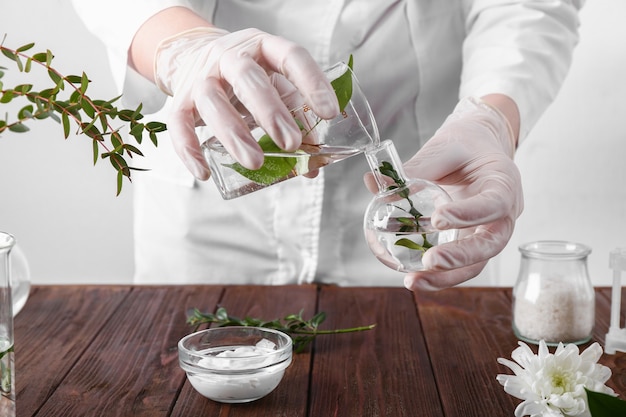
<box><xmin>187</xmin><ymin>307</ymin><xmax>376</xmax><ymax>353</ymax></box>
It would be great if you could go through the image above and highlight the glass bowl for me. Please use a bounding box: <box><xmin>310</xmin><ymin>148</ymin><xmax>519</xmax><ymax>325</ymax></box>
<box><xmin>178</xmin><ymin>327</ymin><xmax>293</xmax><ymax>403</ymax></box>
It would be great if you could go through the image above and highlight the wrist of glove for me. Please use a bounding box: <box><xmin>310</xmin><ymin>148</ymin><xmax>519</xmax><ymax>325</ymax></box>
<box><xmin>153</xmin><ymin>27</ymin><xmax>339</xmax><ymax>180</ymax></box>
<box><xmin>402</xmin><ymin>96</ymin><xmax>523</xmax><ymax>290</ymax></box>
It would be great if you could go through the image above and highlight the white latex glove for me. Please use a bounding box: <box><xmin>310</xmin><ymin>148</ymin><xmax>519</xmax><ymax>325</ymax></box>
<box><xmin>400</xmin><ymin>97</ymin><xmax>523</xmax><ymax>290</ymax></box>
<box><xmin>154</xmin><ymin>27</ymin><xmax>340</xmax><ymax>180</ymax></box>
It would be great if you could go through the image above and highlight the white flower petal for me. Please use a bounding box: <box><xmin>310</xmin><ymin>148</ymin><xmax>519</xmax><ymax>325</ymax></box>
<box><xmin>579</xmin><ymin>342</ymin><xmax>603</xmax><ymax>364</ymax></box>
<box><xmin>498</xmin><ymin>340</ymin><xmax>616</xmax><ymax>417</ymax></box>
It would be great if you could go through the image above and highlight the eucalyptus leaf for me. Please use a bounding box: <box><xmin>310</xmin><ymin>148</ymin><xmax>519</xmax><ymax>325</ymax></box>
<box><xmin>17</xmin><ymin>105</ymin><xmax>33</xmax><ymax>120</ymax></box>
<box><xmin>187</xmin><ymin>306</ymin><xmax>375</xmax><ymax>353</ymax></box>
<box><xmin>47</xmin><ymin>68</ymin><xmax>63</xmax><ymax>88</ymax></box>
<box><xmin>80</xmin><ymin>73</ymin><xmax>89</xmax><ymax>94</ymax></box>
<box><xmin>65</xmin><ymin>75</ymin><xmax>82</xmax><ymax>84</ymax></box>
<box><xmin>92</xmin><ymin>138</ymin><xmax>99</xmax><ymax>165</ymax></box>
<box><xmin>0</xmin><ymin>90</ymin><xmax>14</xmax><ymax>104</ymax></box>
<box><xmin>16</xmin><ymin>43</ymin><xmax>34</xmax><ymax>53</ymax></box>
<box><xmin>0</xmin><ymin>40</ymin><xmax>172</xmax><ymax>193</ymax></box>
<box><xmin>395</xmin><ymin>238</ymin><xmax>427</xmax><ymax>251</ymax></box>
<box><xmin>116</xmin><ymin>170</ymin><xmax>123</xmax><ymax>196</ymax></box>
<box><xmin>8</xmin><ymin>123</ymin><xmax>29</xmax><ymax>133</ymax></box>
<box><xmin>31</xmin><ymin>52</ymin><xmax>47</xmax><ymax>63</ymax></box>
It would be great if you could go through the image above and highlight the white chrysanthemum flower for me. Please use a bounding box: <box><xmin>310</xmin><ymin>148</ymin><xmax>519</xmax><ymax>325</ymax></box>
<box><xmin>497</xmin><ymin>340</ymin><xmax>616</xmax><ymax>417</ymax></box>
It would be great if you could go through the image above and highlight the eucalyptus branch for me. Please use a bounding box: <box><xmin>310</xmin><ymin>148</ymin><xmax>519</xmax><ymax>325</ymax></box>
<box><xmin>379</xmin><ymin>161</ymin><xmax>433</xmax><ymax>252</ymax></box>
<box><xmin>187</xmin><ymin>306</ymin><xmax>376</xmax><ymax>353</ymax></box>
<box><xmin>0</xmin><ymin>37</ymin><xmax>167</xmax><ymax>195</ymax></box>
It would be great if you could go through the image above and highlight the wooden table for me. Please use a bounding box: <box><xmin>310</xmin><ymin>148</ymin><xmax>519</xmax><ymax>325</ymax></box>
<box><xmin>13</xmin><ymin>285</ymin><xmax>626</xmax><ymax>417</ymax></box>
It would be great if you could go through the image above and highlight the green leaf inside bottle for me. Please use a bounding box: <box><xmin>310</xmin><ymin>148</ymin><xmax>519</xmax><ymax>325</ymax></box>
<box><xmin>227</xmin><ymin>56</ymin><xmax>354</xmax><ymax>186</ymax></box>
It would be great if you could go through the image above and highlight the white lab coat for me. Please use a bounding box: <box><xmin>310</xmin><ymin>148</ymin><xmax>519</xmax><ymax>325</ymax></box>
<box><xmin>72</xmin><ymin>0</ymin><xmax>582</xmax><ymax>285</ymax></box>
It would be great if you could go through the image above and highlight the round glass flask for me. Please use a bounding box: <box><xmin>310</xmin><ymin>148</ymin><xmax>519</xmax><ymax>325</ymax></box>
<box><xmin>363</xmin><ymin>140</ymin><xmax>458</xmax><ymax>272</ymax></box>
<box><xmin>512</xmin><ymin>241</ymin><xmax>595</xmax><ymax>346</ymax></box>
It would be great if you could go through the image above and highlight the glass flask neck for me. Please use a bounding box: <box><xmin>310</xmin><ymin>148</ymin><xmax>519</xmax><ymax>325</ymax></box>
<box><xmin>365</xmin><ymin>140</ymin><xmax>409</xmax><ymax>193</ymax></box>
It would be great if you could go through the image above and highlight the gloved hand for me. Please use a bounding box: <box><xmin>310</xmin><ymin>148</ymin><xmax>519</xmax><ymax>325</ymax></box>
<box><xmin>154</xmin><ymin>27</ymin><xmax>340</xmax><ymax>180</ymax></box>
<box><xmin>398</xmin><ymin>96</ymin><xmax>522</xmax><ymax>290</ymax></box>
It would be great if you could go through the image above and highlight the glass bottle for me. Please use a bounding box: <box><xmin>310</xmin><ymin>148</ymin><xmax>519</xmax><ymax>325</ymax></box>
<box><xmin>0</xmin><ymin>232</ymin><xmax>15</xmax><ymax>416</ymax></box>
<box><xmin>10</xmin><ymin>245</ymin><xmax>30</xmax><ymax>316</ymax></box>
<box><xmin>363</xmin><ymin>140</ymin><xmax>458</xmax><ymax>272</ymax></box>
<box><xmin>512</xmin><ymin>241</ymin><xmax>595</xmax><ymax>346</ymax></box>
<box><xmin>202</xmin><ymin>60</ymin><xmax>380</xmax><ymax>200</ymax></box>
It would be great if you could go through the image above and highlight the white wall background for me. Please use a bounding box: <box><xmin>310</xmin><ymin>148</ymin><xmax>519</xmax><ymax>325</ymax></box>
<box><xmin>0</xmin><ymin>0</ymin><xmax>134</xmax><ymax>284</ymax></box>
<box><xmin>0</xmin><ymin>1</ymin><xmax>625</xmax><ymax>286</ymax></box>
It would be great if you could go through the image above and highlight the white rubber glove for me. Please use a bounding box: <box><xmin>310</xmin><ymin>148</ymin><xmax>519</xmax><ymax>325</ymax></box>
<box><xmin>401</xmin><ymin>97</ymin><xmax>523</xmax><ymax>290</ymax></box>
<box><xmin>154</xmin><ymin>27</ymin><xmax>340</xmax><ymax>180</ymax></box>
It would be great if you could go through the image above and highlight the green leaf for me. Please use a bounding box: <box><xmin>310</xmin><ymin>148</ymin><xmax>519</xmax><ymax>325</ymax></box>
<box><xmin>80</xmin><ymin>99</ymin><xmax>96</xmax><ymax>118</ymax></box>
<box><xmin>69</xmin><ymin>90</ymin><xmax>82</xmax><ymax>103</ymax></box>
<box><xmin>394</xmin><ymin>238</ymin><xmax>426</xmax><ymax>251</ymax></box>
<box><xmin>98</xmin><ymin>113</ymin><xmax>108</xmax><ymax>132</ymax></box>
<box><xmin>16</xmin><ymin>43</ymin><xmax>35</xmax><ymax>53</ymax></box>
<box><xmin>1</xmin><ymin>49</ymin><xmax>17</xmax><ymax>62</ymax></box>
<box><xmin>216</xmin><ymin>307</ymin><xmax>228</xmax><ymax>321</ymax></box>
<box><xmin>330</xmin><ymin>54</ymin><xmax>354</xmax><ymax>113</ymax></box>
<box><xmin>8</xmin><ymin>123</ymin><xmax>29</xmax><ymax>133</ymax></box>
<box><xmin>227</xmin><ymin>134</ymin><xmax>299</xmax><ymax>185</ymax></box>
<box><xmin>123</xmin><ymin>144</ymin><xmax>144</xmax><ymax>157</ymax></box>
<box><xmin>131</xmin><ymin>103</ymin><xmax>143</xmax><ymax>120</ymax></box>
<box><xmin>117</xmin><ymin>109</ymin><xmax>134</xmax><ymax>122</ymax></box>
<box><xmin>116</xmin><ymin>169</ymin><xmax>123</xmax><ymax>196</ymax></box>
<box><xmin>62</xmin><ymin>112</ymin><xmax>70</xmax><ymax>138</ymax></box>
<box><xmin>47</xmin><ymin>69</ymin><xmax>63</xmax><ymax>89</ymax></box>
<box><xmin>17</xmin><ymin>105</ymin><xmax>33</xmax><ymax>120</ymax></box>
<box><xmin>80</xmin><ymin>72</ymin><xmax>89</xmax><ymax>94</ymax></box>
<box><xmin>129</xmin><ymin>122</ymin><xmax>144</xmax><ymax>142</ymax></box>
<box><xmin>146</xmin><ymin>121</ymin><xmax>167</xmax><ymax>132</ymax></box>
<box><xmin>92</xmin><ymin>139</ymin><xmax>99</xmax><ymax>165</ymax></box>
<box><xmin>111</xmin><ymin>132</ymin><xmax>122</xmax><ymax>150</ymax></box>
<box><xmin>31</xmin><ymin>52</ymin><xmax>48</xmax><ymax>63</ymax></box>
<box><xmin>586</xmin><ymin>389</ymin><xmax>626</xmax><ymax>417</ymax></box>
<box><xmin>39</xmin><ymin>87</ymin><xmax>58</xmax><ymax>100</ymax></box>
<box><xmin>14</xmin><ymin>84</ymin><xmax>32</xmax><ymax>93</ymax></box>
<box><xmin>311</xmin><ymin>312</ymin><xmax>326</xmax><ymax>327</ymax></box>
<box><xmin>65</xmin><ymin>75</ymin><xmax>82</xmax><ymax>84</ymax></box>
<box><xmin>80</xmin><ymin>120</ymin><xmax>101</xmax><ymax>138</ymax></box>
<box><xmin>0</xmin><ymin>90</ymin><xmax>14</xmax><ymax>103</ymax></box>
<box><xmin>45</xmin><ymin>49</ymin><xmax>54</xmax><ymax>66</ymax></box>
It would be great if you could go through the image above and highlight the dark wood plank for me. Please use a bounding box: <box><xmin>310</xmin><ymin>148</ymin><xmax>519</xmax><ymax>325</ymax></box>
<box><xmin>15</xmin><ymin>285</ymin><xmax>130</xmax><ymax>417</ymax></box>
<box><xmin>415</xmin><ymin>287</ymin><xmax>520</xmax><ymax>417</ymax></box>
<box><xmin>309</xmin><ymin>286</ymin><xmax>444</xmax><ymax>417</ymax></box>
<box><xmin>171</xmin><ymin>284</ymin><xmax>317</xmax><ymax>417</ymax></box>
<box><xmin>33</xmin><ymin>285</ymin><xmax>223</xmax><ymax>417</ymax></box>
<box><xmin>595</xmin><ymin>287</ymin><xmax>626</xmax><ymax>395</ymax></box>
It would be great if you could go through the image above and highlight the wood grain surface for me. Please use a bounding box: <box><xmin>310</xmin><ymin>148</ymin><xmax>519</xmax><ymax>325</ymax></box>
<box><xmin>13</xmin><ymin>285</ymin><xmax>626</xmax><ymax>417</ymax></box>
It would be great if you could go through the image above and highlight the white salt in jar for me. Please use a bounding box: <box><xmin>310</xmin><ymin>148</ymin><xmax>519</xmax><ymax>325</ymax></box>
<box><xmin>512</xmin><ymin>241</ymin><xmax>595</xmax><ymax>346</ymax></box>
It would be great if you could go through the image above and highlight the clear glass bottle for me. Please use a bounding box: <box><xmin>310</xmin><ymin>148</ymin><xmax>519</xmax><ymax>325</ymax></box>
<box><xmin>512</xmin><ymin>241</ymin><xmax>595</xmax><ymax>346</ymax></box>
<box><xmin>10</xmin><ymin>245</ymin><xmax>29</xmax><ymax>316</ymax></box>
<box><xmin>0</xmin><ymin>232</ymin><xmax>15</xmax><ymax>416</ymax></box>
<box><xmin>202</xmin><ymin>60</ymin><xmax>379</xmax><ymax>200</ymax></box>
<box><xmin>363</xmin><ymin>140</ymin><xmax>458</xmax><ymax>272</ymax></box>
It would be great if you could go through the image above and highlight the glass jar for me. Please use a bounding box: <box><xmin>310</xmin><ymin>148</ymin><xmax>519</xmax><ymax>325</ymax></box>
<box><xmin>512</xmin><ymin>241</ymin><xmax>595</xmax><ymax>346</ymax></box>
<box><xmin>0</xmin><ymin>232</ymin><xmax>16</xmax><ymax>416</ymax></box>
<box><xmin>363</xmin><ymin>140</ymin><xmax>458</xmax><ymax>272</ymax></box>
